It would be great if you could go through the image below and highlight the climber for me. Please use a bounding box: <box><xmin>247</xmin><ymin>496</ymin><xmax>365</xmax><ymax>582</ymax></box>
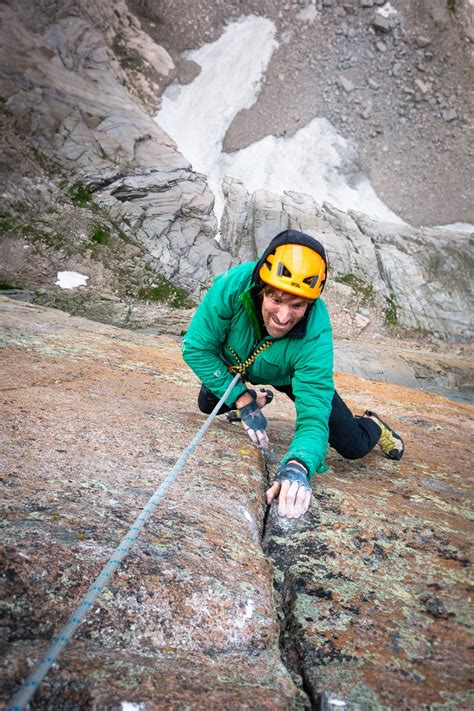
<box><xmin>182</xmin><ymin>230</ymin><xmax>404</xmax><ymax>520</ymax></box>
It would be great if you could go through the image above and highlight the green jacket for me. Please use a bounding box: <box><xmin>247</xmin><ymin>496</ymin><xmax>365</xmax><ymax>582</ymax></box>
<box><xmin>182</xmin><ymin>261</ymin><xmax>334</xmax><ymax>477</ymax></box>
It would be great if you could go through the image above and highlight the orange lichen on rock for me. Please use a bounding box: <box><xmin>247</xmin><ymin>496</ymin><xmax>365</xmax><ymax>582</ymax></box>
<box><xmin>0</xmin><ymin>300</ymin><xmax>300</xmax><ymax>708</ymax></box>
<box><xmin>264</xmin><ymin>371</ymin><xmax>473</xmax><ymax>709</ymax></box>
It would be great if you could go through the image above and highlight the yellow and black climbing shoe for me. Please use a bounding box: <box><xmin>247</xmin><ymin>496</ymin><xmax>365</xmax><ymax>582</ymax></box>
<box><xmin>365</xmin><ymin>410</ymin><xmax>404</xmax><ymax>461</ymax></box>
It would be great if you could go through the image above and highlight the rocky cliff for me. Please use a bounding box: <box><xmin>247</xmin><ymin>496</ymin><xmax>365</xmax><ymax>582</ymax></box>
<box><xmin>221</xmin><ymin>179</ymin><xmax>474</xmax><ymax>340</ymax></box>
<box><xmin>1</xmin><ymin>2</ymin><xmax>473</xmax><ymax>708</ymax></box>
<box><xmin>1</xmin><ymin>298</ymin><xmax>472</xmax><ymax>709</ymax></box>
<box><xmin>0</xmin><ymin>0</ymin><xmax>228</xmax><ymax>327</ymax></box>
<box><xmin>0</xmin><ymin>0</ymin><xmax>472</xmax><ymax>349</ymax></box>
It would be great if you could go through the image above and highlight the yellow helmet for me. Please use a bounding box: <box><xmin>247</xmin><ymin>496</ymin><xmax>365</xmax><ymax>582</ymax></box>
<box><xmin>259</xmin><ymin>243</ymin><xmax>327</xmax><ymax>300</ymax></box>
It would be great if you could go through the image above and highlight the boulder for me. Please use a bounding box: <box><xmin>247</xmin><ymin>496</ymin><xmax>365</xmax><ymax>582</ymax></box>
<box><xmin>371</xmin><ymin>12</ymin><xmax>392</xmax><ymax>33</ymax></box>
<box><xmin>94</xmin><ymin>170</ymin><xmax>227</xmax><ymax>297</ymax></box>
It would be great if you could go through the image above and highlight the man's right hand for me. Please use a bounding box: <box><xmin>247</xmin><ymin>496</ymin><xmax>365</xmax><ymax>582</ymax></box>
<box><xmin>236</xmin><ymin>392</ymin><xmax>269</xmax><ymax>450</ymax></box>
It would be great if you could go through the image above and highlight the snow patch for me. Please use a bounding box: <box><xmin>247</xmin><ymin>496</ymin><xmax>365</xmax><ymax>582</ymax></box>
<box><xmin>378</xmin><ymin>3</ymin><xmax>398</xmax><ymax>18</ymax></box>
<box><xmin>298</xmin><ymin>2</ymin><xmax>318</xmax><ymax>24</ymax></box>
<box><xmin>221</xmin><ymin>117</ymin><xmax>403</xmax><ymax>223</ymax></box>
<box><xmin>438</xmin><ymin>222</ymin><xmax>474</xmax><ymax>234</ymax></box>
<box><xmin>55</xmin><ymin>271</ymin><xmax>89</xmax><ymax>289</ymax></box>
<box><xmin>155</xmin><ymin>15</ymin><xmax>404</xmax><ymax>226</ymax></box>
<box><xmin>157</xmin><ymin>15</ymin><xmax>277</xmax><ymax>219</ymax></box>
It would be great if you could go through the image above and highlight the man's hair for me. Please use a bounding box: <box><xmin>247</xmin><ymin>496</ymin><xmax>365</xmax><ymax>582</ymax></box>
<box><xmin>259</xmin><ymin>285</ymin><xmax>311</xmax><ymax>303</ymax></box>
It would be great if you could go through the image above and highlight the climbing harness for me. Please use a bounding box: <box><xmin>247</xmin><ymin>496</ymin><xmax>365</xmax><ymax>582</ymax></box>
<box><xmin>226</xmin><ymin>340</ymin><xmax>273</xmax><ymax>376</ymax></box>
<box><xmin>8</xmin><ymin>372</ymin><xmax>242</xmax><ymax>711</ymax></box>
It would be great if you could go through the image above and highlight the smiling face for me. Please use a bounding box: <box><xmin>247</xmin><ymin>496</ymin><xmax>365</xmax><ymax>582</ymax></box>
<box><xmin>261</xmin><ymin>288</ymin><xmax>310</xmax><ymax>338</ymax></box>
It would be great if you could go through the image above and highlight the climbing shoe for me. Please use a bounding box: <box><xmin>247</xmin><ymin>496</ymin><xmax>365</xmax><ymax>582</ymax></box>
<box><xmin>365</xmin><ymin>410</ymin><xmax>404</xmax><ymax>461</ymax></box>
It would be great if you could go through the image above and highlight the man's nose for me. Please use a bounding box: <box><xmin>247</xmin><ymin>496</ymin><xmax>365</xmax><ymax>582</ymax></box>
<box><xmin>276</xmin><ymin>304</ymin><xmax>291</xmax><ymax>323</ymax></box>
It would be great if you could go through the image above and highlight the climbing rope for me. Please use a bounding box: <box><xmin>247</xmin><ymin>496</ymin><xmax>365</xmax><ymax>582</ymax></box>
<box><xmin>8</xmin><ymin>372</ymin><xmax>242</xmax><ymax>711</ymax></box>
<box><xmin>226</xmin><ymin>340</ymin><xmax>273</xmax><ymax>376</ymax></box>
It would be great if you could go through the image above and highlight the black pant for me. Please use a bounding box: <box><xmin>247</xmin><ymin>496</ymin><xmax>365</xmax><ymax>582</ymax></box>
<box><xmin>197</xmin><ymin>384</ymin><xmax>381</xmax><ymax>460</ymax></box>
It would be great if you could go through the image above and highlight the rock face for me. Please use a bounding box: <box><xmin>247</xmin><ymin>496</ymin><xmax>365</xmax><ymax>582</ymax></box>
<box><xmin>0</xmin><ymin>0</ymin><xmax>472</xmax><ymax>346</ymax></box>
<box><xmin>0</xmin><ymin>0</ymin><xmax>229</xmax><ymax>322</ymax></box>
<box><xmin>263</xmin><ymin>371</ymin><xmax>473</xmax><ymax>709</ymax></box>
<box><xmin>333</xmin><ymin>337</ymin><xmax>474</xmax><ymax>404</ymax></box>
<box><xmin>93</xmin><ymin>171</ymin><xmax>230</xmax><ymax>295</ymax></box>
<box><xmin>265</xmin><ymin>375</ymin><xmax>472</xmax><ymax>710</ymax></box>
<box><xmin>0</xmin><ymin>298</ymin><xmax>301</xmax><ymax>709</ymax></box>
<box><xmin>1</xmin><ymin>298</ymin><xmax>472</xmax><ymax>708</ymax></box>
<box><xmin>221</xmin><ymin>178</ymin><xmax>474</xmax><ymax>340</ymax></box>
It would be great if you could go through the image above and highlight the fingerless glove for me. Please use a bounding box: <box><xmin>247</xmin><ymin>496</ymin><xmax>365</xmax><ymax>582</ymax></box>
<box><xmin>275</xmin><ymin>461</ymin><xmax>311</xmax><ymax>489</ymax></box>
<box><xmin>239</xmin><ymin>399</ymin><xmax>267</xmax><ymax>432</ymax></box>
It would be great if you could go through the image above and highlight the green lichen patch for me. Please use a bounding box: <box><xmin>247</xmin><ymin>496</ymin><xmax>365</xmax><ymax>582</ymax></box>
<box><xmin>0</xmin><ymin>209</ymin><xmax>62</xmax><ymax>246</ymax></box>
<box><xmin>67</xmin><ymin>181</ymin><xmax>99</xmax><ymax>212</ymax></box>
<box><xmin>66</xmin><ymin>180</ymin><xmax>100</xmax><ymax>212</ymax></box>
<box><xmin>9</xmin><ymin>201</ymin><xmax>29</xmax><ymax>215</ymax></box>
<box><xmin>0</xmin><ymin>214</ymin><xmax>17</xmax><ymax>233</ymax></box>
<box><xmin>90</xmin><ymin>224</ymin><xmax>112</xmax><ymax>246</ymax></box>
<box><xmin>138</xmin><ymin>278</ymin><xmax>194</xmax><ymax>309</ymax></box>
<box><xmin>384</xmin><ymin>296</ymin><xmax>398</xmax><ymax>326</ymax></box>
<box><xmin>0</xmin><ymin>203</ymin><xmax>31</xmax><ymax>232</ymax></box>
<box><xmin>112</xmin><ymin>32</ymin><xmax>144</xmax><ymax>71</ymax></box>
<box><xmin>335</xmin><ymin>273</ymin><xmax>374</xmax><ymax>300</ymax></box>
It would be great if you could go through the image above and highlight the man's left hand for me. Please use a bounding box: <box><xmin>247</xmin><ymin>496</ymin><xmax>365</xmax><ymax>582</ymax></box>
<box><xmin>266</xmin><ymin>461</ymin><xmax>312</xmax><ymax>518</ymax></box>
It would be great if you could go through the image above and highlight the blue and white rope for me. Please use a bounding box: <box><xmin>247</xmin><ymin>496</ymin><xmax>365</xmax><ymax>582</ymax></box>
<box><xmin>8</xmin><ymin>373</ymin><xmax>241</xmax><ymax>711</ymax></box>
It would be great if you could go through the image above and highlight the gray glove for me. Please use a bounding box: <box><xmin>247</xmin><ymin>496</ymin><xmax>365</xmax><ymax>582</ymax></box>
<box><xmin>239</xmin><ymin>399</ymin><xmax>267</xmax><ymax>431</ymax></box>
<box><xmin>239</xmin><ymin>399</ymin><xmax>268</xmax><ymax>448</ymax></box>
<box><xmin>268</xmin><ymin>460</ymin><xmax>312</xmax><ymax>518</ymax></box>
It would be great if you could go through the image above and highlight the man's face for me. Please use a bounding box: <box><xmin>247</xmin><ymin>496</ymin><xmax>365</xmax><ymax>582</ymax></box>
<box><xmin>261</xmin><ymin>289</ymin><xmax>309</xmax><ymax>338</ymax></box>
